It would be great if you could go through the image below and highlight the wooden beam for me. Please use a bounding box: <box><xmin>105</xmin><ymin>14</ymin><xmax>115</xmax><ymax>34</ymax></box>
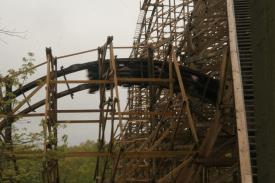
<box><xmin>56</xmin><ymin>48</ymin><xmax>98</xmax><ymax>59</ymax></box>
<box><xmin>172</xmin><ymin>50</ymin><xmax>199</xmax><ymax>143</ymax></box>
<box><xmin>227</xmin><ymin>0</ymin><xmax>253</xmax><ymax>182</ymax></box>
<box><xmin>57</xmin><ymin>120</ymin><xmax>101</xmax><ymax>124</ymax></box>
<box><xmin>52</xmin><ymin>78</ymin><xmax>170</xmax><ymax>84</ymax></box>
<box><xmin>109</xmin><ymin>43</ymin><xmax>123</xmax><ymax>133</ymax></box>
<box><xmin>57</xmin><ymin>109</ymin><xmax>110</xmax><ymax>113</ymax></box>
<box><xmin>12</xmin><ymin>83</ymin><xmax>45</xmax><ymax>113</ymax></box>
<box><xmin>115</xmin><ymin>111</ymin><xmax>173</xmax><ymax>116</ymax></box>
<box><xmin>7</xmin><ymin>150</ymin><xmax>191</xmax><ymax>159</ymax></box>
<box><xmin>157</xmin><ymin>157</ymin><xmax>193</xmax><ymax>183</ymax></box>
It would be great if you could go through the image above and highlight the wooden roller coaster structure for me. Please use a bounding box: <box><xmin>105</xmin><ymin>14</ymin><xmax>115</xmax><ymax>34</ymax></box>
<box><xmin>0</xmin><ymin>0</ymin><xmax>255</xmax><ymax>182</ymax></box>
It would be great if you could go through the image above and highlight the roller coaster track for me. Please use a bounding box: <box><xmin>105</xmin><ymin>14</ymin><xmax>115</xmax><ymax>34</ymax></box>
<box><xmin>0</xmin><ymin>0</ymin><xmax>255</xmax><ymax>183</ymax></box>
<box><xmin>0</xmin><ymin>58</ymin><xmax>218</xmax><ymax>128</ymax></box>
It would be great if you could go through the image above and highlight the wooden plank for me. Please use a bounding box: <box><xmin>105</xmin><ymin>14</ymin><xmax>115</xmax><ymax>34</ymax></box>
<box><xmin>56</xmin><ymin>48</ymin><xmax>98</xmax><ymax>59</ymax></box>
<box><xmin>169</xmin><ymin>52</ymin><xmax>174</xmax><ymax>97</ymax></box>
<box><xmin>44</xmin><ymin>48</ymin><xmax>51</xmax><ymax>154</ymax></box>
<box><xmin>0</xmin><ymin>83</ymin><xmax>45</xmax><ymax>123</ymax></box>
<box><xmin>8</xmin><ymin>151</ymin><xmax>192</xmax><ymax>159</ymax></box>
<box><xmin>198</xmin><ymin>48</ymin><xmax>228</xmax><ymax>157</ymax></box>
<box><xmin>227</xmin><ymin>0</ymin><xmax>253</xmax><ymax>182</ymax></box>
<box><xmin>53</xmin><ymin>78</ymin><xmax>170</xmax><ymax>84</ymax></box>
<box><xmin>12</xmin><ymin>83</ymin><xmax>45</xmax><ymax>113</ymax></box>
<box><xmin>109</xmin><ymin>43</ymin><xmax>123</xmax><ymax>133</ymax></box>
<box><xmin>57</xmin><ymin>109</ymin><xmax>110</xmax><ymax>113</ymax></box>
<box><xmin>57</xmin><ymin>120</ymin><xmax>100</xmax><ymax>124</ymax></box>
<box><xmin>158</xmin><ymin>157</ymin><xmax>193</xmax><ymax>183</ymax></box>
<box><xmin>172</xmin><ymin>51</ymin><xmax>199</xmax><ymax>143</ymax></box>
<box><xmin>115</xmin><ymin>111</ymin><xmax>173</xmax><ymax>116</ymax></box>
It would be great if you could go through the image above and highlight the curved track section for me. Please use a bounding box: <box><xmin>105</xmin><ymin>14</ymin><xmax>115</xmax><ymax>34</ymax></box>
<box><xmin>13</xmin><ymin>58</ymin><xmax>218</xmax><ymax>115</ymax></box>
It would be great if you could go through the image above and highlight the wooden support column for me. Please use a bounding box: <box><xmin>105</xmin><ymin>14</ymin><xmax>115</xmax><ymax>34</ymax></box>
<box><xmin>109</xmin><ymin>38</ymin><xmax>123</xmax><ymax>135</ymax></box>
<box><xmin>172</xmin><ymin>48</ymin><xmax>235</xmax><ymax>183</ymax></box>
<box><xmin>94</xmin><ymin>40</ymin><xmax>109</xmax><ymax>182</ymax></box>
<box><xmin>169</xmin><ymin>48</ymin><xmax>174</xmax><ymax>97</ymax></box>
<box><xmin>109</xmin><ymin>38</ymin><xmax>124</xmax><ymax>183</ymax></box>
<box><xmin>227</xmin><ymin>0</ymin><xmax>253</xmax><ymax>182</ymax></box>
<box><xmin>43</xmin><ymin>47</ymin><xmax>59</xmax><ymax>183</ymax></box>
<box><xmin>147</xmin><ymin>46</ymin><xmax>156</xmax><ymax>110</ymax></box>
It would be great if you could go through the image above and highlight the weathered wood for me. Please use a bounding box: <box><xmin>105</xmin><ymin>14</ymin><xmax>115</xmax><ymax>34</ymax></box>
<box><xmin>172</xmin><ymin>50</ymin><xmax>199</xmax><ymax>143</ymax></box>
<box><xmin>227</xmin><ymin>0</ymin><xmax>253</xmax><ymax>182</ymax></box>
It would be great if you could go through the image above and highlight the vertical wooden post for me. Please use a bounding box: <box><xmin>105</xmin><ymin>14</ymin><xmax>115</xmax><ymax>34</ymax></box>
<box><xmin>147</xmin><ymin>46</ymin><xmax>155</xmax><ymax>110</ymax></box>
<box><xmin>43</xmin><ymin>48</ymin><xmax>59</xmax><ymax>183</ymax></box>
<box><xmin>169</xmin><ymin>48</ymin><xmax>174</xmax><ymax>97</ymax></box>
<box><xmin>109</xmin><ymin>40</ymin><xmax>123</xmax><ymax>134</ymax></box>
<box><xmin>227</xmin><ymin>0</ymin><xmax>253</xmax><ymax>182</ymax></box>
<box><xmin>42</xmin><ymin>48</ymin><xmax>51</xmax><ymax>183</ymax></box>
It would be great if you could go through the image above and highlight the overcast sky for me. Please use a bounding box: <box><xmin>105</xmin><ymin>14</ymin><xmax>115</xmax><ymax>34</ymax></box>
<box><xmin>0</xmin><ymin>0</ymin><xmax>140</xmax><ymax>145</ymax></box>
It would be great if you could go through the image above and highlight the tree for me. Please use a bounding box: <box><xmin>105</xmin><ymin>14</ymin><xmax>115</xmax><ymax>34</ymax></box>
<box><xmin>0</xmin><ymin>55</ymin><xmax>97</xmax><ymax>182</ymax></box>
<box><xmin>59</xmin><ymin>140</ymin><xmax>97</xmax><ymax>183</ymax></box>
<box><xmin>0</xmin><ymin>53</ymin><xmax>36</xmax><ymax>182</ymax></box>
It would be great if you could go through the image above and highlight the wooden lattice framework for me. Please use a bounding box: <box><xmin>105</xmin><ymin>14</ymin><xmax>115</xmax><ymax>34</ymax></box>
<box><xmin>0</xmin><ymin>0</ymin><xmax>253</xmax><ymax>182</ymax></box>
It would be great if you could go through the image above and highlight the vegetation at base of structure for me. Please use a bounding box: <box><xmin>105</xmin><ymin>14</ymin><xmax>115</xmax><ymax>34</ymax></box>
<box><xmin>0</xmin><ymin>55</ymin><xmax>98</xmax><ymax>182</ymax></box>
<box><xmin>1</xmin><ymin>140</ymin><xmax>98</xmax><ymax>183</ymax></box>
<box><xmin>0</xmin><ymin>53</ymin><xmax>37</xmax><ymax>182</ymax></box>
<box><xmin>59</xmin><ymin>140</ymin><xmax>97</xmax><ymax>183</ymax></box>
